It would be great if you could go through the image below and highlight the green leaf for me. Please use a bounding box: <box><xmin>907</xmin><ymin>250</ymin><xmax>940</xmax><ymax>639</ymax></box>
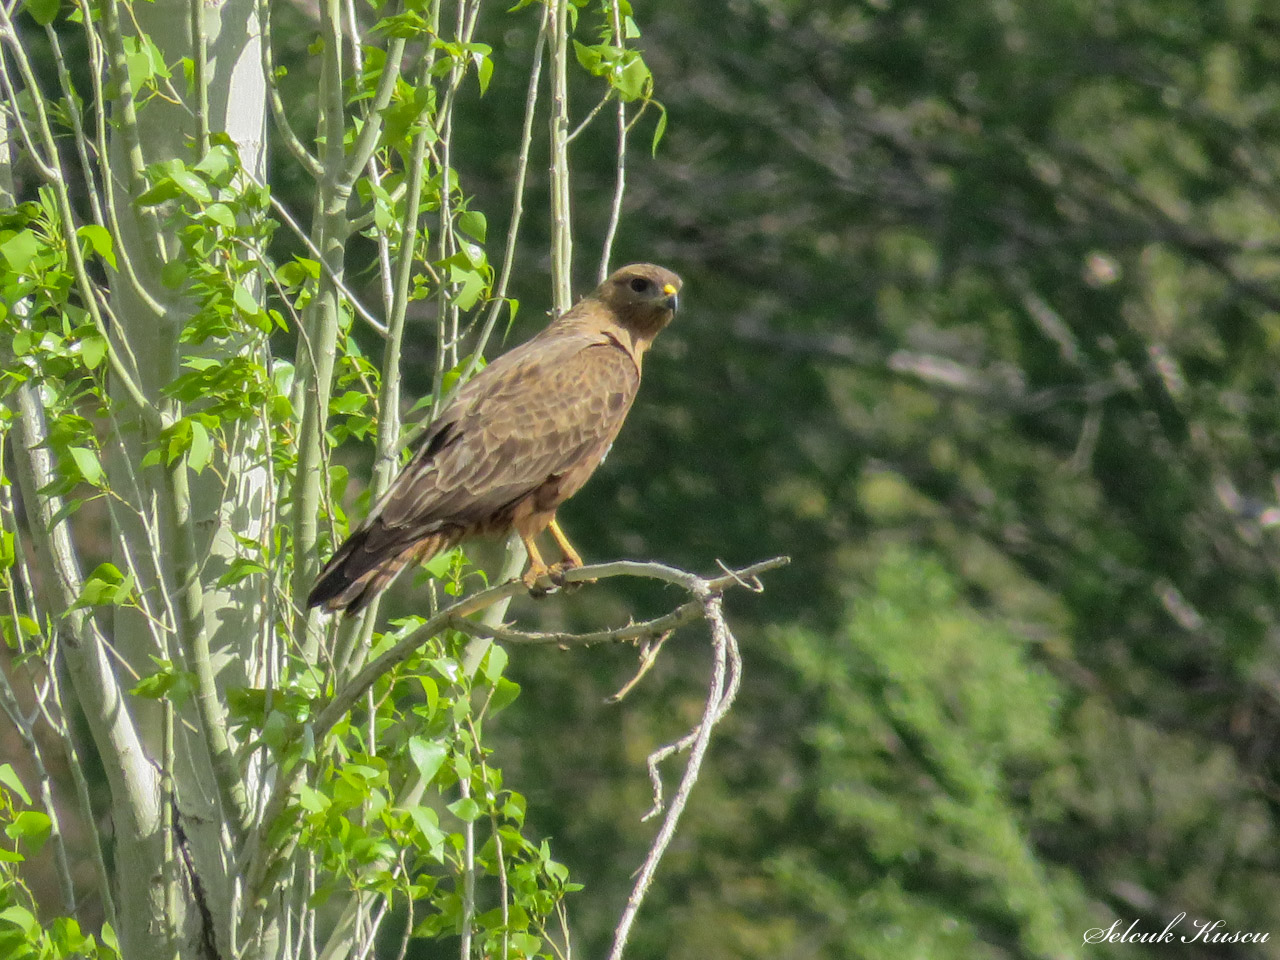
<box><xmin>331</xmin><ymin>390</ymin><xmax>367</xmax><ymax>415</ymax></box>
<box><xmin>80</xmin><ymin>334</ymin><xmax>107</xmax><ymax>371</ymax></box>
<box><xmin>0</xmin><ymin>763</ymin><xmax>31</xmax><ymax>805</ymax></box>
<box><xmin>458</xmin><ymin>209</ymin><xmax>487</xmax><ymax>242</ymax></box>
<box><xmin>0</xmin><ymin>230</ymin><xmax>40</xmax><ymax>274</ymax></box>
<box><xmin>49</xmin><ymin>918</ymin><xmax>91</xmax><ymax>956</ymax></box>
<box><xmin>488</xmin><ymin>677</ymin><xmax>521</xmax><ymax>716</ymax></box>
<box><xmin>651</xmin><ymin>104</ymin><xmax>668</xmax><ymax>156</ymax></box>
<box><xmin>204</xmin><ymin>203</ymin><xmax>237</xmax><ymax>230</ymax></box>
<box><xmin>0</xmin><ymin>905</ymin><xmax>38</xmax><ymax>936</ymax></box>
<box><xmin>407</xmin><ymin>806</ymin><xmax>446</xmax><ymax>857</ymax></box>
<box><xmin>483</xmin><ymin>643</ymin><xmax>507</xmax><ymax>683</ymax></box>
<box><xmin>136</xmin><ymin>179</ymin><xmax>182</xmax><ymax>207</ymax></box>
<box><xmin>614</xmin><ymin>54</ymin><xmax>651</xmax><ymax>102</ymax></box>
<box><xmin>194</xmin><ymin>143</ymin><xmax>236</xmax><ymax>184</ymax></box>
<box><xmin>446</xmin><ymin>797</ymin><xmax>481</xmax><ymax>823</ymax></box>
<box><xmin>164</xmin><ymin>418</ymin><xmax>191</xmax><ymax>465</ymax></box>
<box><xmin>417</xmin><ymin>676</ymin><xmax>439</xmax><ymax>717</ymax></box>
<box><xmin>67</xmin><ymin>446</ymin><xmax>104</xmax><ymax>485</ymax></box>
<box><xmin>171</xmin><ymin>167</ymin><xmax>212</xmax><ymax>203</ymax></box>
<box><xmin>510</xmin><ymin>933</ymin><xmax>543</xmax><ymax>956</ymax></box>
<box><xmin>77</xmin><ymin>224</ymin><xmax>117</xmax><ymax>268</ymax></box>
<box><xmin>408</xmin><ymin>737</ymin><xmax>448</xmax><ymax>785</ymax></box>
<box><xmin>0</xmin><ymin>615</ymin><xmax>41</xmax><ymax>648</ymax></box>
<box><xmin>218</xmin><ymin>558</ymin><xmax>267</xmax><ymax>587</ymax></box>
<box><xmin>188</xmin><ymin>420</ymin><xmax>212</xmax><ymax>474</ymax></box>
<box><xmin>262</xmin><ymin>710</ymin><xmax>289</xmax><ymax>755</ymax></box>
<box><xmin>422</xmin><ymin>546</ymin><xmax>463</xmax><ymax>579</ymax></box>
<box><xmin>5</xmin><ymin>811</ymin><xmax>52</xmax><ymax>854</ymax></box>
<box><xmin>501</xmin><ymin>791</ymin><xmax>526</xmax><ymax>824</ymax></box>
<box><xmin>573</xmin><ymin>39</ymin><xmax>606</xmax><ymax>75</ymax></box>
<box><xmin>130</xmin><ymin>661</ymin><xmax>196</xmax><ymax>708</ymax></box>
<box><xmin>74</xmin><ymin>562</ymin><xmax>135</xmax><ymax>608</ymax></box>
<box><xmin>446</xmin><ymin>260</ymin><xmax>487</xmax><ymax>310</ymax></box>
<box><xmin>47</xmin><ymin>497</ymin><xmax>85</xmax><ymax>529</ymax></box>
<box><xmin>122</xmin><ymin>35</ymin><xmax>164</xmax><ymax>91</ymax></box>
<box><xmin>233</xmin><ymin>281</ymin><xmax>260</xmax><ymax>316</ymax></box>
<box><xmin>297</xmin><ymin>784</ymin><xmax>329</xmax><ymax>814</ymax></box>
<box><xmin>22</xmin><ymin>0</ymin><xmax>59</xmax><ymax>26</ymax></box>
<box><xmin>373</xmin><ymin>10</ymin><xmax>430</xmax><ymax>39</ymax></box>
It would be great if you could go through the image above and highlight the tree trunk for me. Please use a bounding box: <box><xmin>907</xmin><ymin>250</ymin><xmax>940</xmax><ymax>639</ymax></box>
<box><xmin>106</xmin><ymin>1</ymin><xmax>267</xmax><ymax>955</ymax></box>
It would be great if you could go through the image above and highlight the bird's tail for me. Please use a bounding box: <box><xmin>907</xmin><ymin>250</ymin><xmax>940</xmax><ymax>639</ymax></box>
<box><xmin>307</xmin><ymin>530</ymin><xmax>452</xmax><ymax>616</ymax></box>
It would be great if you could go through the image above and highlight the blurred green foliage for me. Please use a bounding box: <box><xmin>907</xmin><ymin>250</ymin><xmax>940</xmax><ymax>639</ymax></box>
<box><xmin>769</xmin><ymin>549</ymin><xmax>1081</xmax><ymax>960</ymax></box>
<box><xmin>251</xmin><ymin>0</ymin><xmax>1280</xmax><ymax>956</ymax></box>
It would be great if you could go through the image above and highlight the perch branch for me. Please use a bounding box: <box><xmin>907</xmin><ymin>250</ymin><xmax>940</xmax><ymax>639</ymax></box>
<box><xmin>240</xmin><ymin>556</ymin><xmax>787</xmax><ymax>916</ymax></box>
<box><xmin>606</xmin><ymin>589</ymin><xmax>742</xmax><ymax>960</ymax></box>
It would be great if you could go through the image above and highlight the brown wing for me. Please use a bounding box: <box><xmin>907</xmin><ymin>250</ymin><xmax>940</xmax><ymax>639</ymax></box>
<box><xmin>307</xmin><ymin>330</ymin><xmax>639</xmax><ymax>613</ymax></box>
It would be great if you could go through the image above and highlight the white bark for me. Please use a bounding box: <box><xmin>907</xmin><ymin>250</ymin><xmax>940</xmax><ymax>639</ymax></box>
<box><xmin>105</xmin><ymin>0</ymin><xmax>268</xmax><ymax>954</ymax></box>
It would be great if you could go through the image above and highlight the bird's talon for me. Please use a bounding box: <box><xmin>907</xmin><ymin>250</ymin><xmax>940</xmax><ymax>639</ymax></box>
<box><xmin>522</xmin><ymin>563</ymin><xmax>558</xmax><ymax>598</ymax></box>
<box><xmin>547</xmin><ymin>559</ymin><xmax>596</xmax><ymax>593</ymax></box>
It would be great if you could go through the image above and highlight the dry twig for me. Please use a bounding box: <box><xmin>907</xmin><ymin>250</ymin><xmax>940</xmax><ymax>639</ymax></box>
<box><xmin>240</xmin><ymin>554</ymin><xmax>789</xmax><ymax>951</ymax></box>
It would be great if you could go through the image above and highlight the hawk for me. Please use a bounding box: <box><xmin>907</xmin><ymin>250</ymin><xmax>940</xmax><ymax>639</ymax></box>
<box><xmin>307</xmin><ymin>263</ymin><xmax>682</xmax><ymax>615</ymax></box>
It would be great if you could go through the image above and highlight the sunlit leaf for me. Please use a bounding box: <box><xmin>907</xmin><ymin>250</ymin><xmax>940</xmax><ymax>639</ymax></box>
<box><xmin>67</xmin><ymin>446</ymin><xmax>103</xmax><ymax>485</ymax></box>
<box><xmin>409</xmin><ymin>737</ymin><xmax>448</xmax><ymax>785</ymax></box>
<box><xmin>0</xmin><ymin>764</ymin><xmax>31</xmax><ymax>805</ymax></box>
<box><xmin>5</xmin><ymin>811</ymin><xmax>52</xmax><ymax>854</ymax></box>
<box><xmin>0</xmin><ymin>230</ymin><xmax>40</xmax><ymax>274</ymax></box>
<box><xmin>77</xmin><ymin>224</ymin><xmax>117</xmax><ymax>268</ymax></box>
<box><xmin>446</xmin><ymin>797</ymin><xmax>480</xmax><ymax>823</ymax></box>
<box><xmin>80</xmin><ymin>334</ymin><xmax>107</xmax><ymax>370</ymax></box>
<box><xmin>22</xmin><ymin>0</ymin><xmax>59</xmax><ymax>26</ymax></box>
<box><xmin>188</xmin><ymin>420</ymin><xmax>212</xmax><ymax>474</ymax></box>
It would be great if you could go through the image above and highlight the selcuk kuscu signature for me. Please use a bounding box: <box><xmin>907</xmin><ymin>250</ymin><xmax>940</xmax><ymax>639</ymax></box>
<box><xmin>1083</xmin><ymin>913</ymin><xmax>1270</xmax><ymax>946</ymax></box>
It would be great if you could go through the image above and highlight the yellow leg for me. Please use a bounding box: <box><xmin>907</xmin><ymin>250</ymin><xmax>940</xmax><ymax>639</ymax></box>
<box><xmin>547</xmin><ymin>517</ymin><xmax>583</xmax><ymax>568</ymax></box>
<box><xmin>520</xmin><ymin>531</ymin><xmax>549</xmax><ymax>589</ymax></box>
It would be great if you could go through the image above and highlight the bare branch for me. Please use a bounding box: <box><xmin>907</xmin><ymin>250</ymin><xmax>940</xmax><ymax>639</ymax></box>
<box><xmin>606</xmin><ymin>630</ymin><xmax>672</xmax><ymax>703</ymax></box>
<box><xmin>452</xmin><ymin>0</ymin><xmax>551</xmax><ymax>402</ymax></box>
<box><xmin>548</xmin><ymin>0</ymin><xmax>573</xmax><ymax>312</ymax></box>
<box><xmin>598</xmin><ymin>0</ymin><xmax>629</xmax><ymax>282</ymax></box>
<box><xmin>448</xmin><ymin>599</ymin><xmax>702</xmax><ymax>649</ymax></box>
<box><xmin>0</xmin><ymin>659</ymin><xmax>77</xmax><ymax>917</ymax></box>
<box><xmin>241</xmin><ymin>556</ymin><xmax>788</xmax><ymax>916</ymax></box>
<box><xmin>189</xmin><ymin>0</ymin><xmax>209</xmax><ymax>155</ymax></box>
<box><xmin>8</xmin><ymin>383</ymin><xmax>161</xmax><ymax>846</ymax></box>
<box><xmin>261</xmin><ymin>193</ymin><xmax>388</xmax><ymax>336</ymax></box>
<box><xmin>256</xmin><ymin>0</ymin><xmax>323</xmax><ymax>178</ymax></box>
<box><xmin>608</xmin><ymin>590</ymin><xmax>743</xmax><ymax>960</ymax></box>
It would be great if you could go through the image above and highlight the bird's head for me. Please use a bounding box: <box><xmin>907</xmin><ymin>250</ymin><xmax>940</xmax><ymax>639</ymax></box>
<box><xmin>595</xmin><ymin>263</ymin><xmax>682</xmax><ymax>338</ymax></box>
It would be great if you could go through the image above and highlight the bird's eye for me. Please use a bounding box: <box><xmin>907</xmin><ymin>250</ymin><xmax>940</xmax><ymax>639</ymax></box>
<box><xmin>629</xmin><ymin>277</ymin><xmax>650</xmax><ymax>293</ymax></box>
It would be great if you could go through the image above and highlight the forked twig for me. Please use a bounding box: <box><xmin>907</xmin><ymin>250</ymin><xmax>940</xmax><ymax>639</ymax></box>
<box><xmin>607</xmin><ymin>629</ymin><xmax>673</xmax><ymax>704</ymax></box>
<box><xmin>606</xmin><ymin>589</ymin><xmax>750</xmax><ymax>960</ymax></box>
<box><xmin>241</xmin><ymin>556</ymin><xmax>788</xmax><ymax>922</ymax></box>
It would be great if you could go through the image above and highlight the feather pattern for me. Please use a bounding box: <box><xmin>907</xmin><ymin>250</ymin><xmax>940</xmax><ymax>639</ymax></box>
<box><xmin>307</xmin><ymin>263</ymin><xmax>682</xmax><ymax>615</ymax></box>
